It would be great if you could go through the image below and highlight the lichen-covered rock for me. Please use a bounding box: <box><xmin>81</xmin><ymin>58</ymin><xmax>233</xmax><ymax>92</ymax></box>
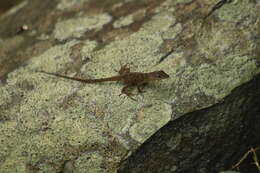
<box><xmin>0</xmin><ymin>0</ymin><xmax>259</xmax><ymax>172</ymax></box>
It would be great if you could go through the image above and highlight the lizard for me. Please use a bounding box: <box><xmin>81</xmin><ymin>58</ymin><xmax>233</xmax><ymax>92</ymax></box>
<box><xmin>37</xmin><ymin>64</ymin><xmax>170</xmax><ymax>101</ymax></box>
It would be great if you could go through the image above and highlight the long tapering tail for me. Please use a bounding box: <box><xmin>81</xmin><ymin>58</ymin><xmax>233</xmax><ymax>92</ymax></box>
<box><xmin>37</xmin><ymin>71</ymin><xmax>122</xmax><ymax>83</ymax></box>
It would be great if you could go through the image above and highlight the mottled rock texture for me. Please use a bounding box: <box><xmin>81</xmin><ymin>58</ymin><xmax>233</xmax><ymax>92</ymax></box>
<box><xmin>0</xmin><ymin>0</ymin><xmax>259</xmax><ymax>172</ymax></box>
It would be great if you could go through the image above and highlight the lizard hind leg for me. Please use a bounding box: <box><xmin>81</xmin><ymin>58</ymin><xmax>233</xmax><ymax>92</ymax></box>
<box><xmin>137</xmin><ymin>82</ymin><xmax>148</xmax><ymax>94</ymax></box>
<box><xmin>119</xmin><ymin>85</ymin><xmax>137</xmax><ymax>101</ymax></box>
<box><xmin>137</xmin><ymin>85</ymin><xmax>146</xmax><ymax>93</ymax></box>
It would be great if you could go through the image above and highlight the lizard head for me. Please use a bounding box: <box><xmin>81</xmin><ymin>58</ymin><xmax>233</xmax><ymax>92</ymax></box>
<box><xmin>149</xmin><ymin>70</ymin><xmax>170</xmax><ymax>80</ymax></box>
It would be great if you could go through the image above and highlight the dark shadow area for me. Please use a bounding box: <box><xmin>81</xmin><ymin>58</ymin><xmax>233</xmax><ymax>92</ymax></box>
<box><xmin>0</xmin><ymin>0</ymin><xmax>23</xmax><ymax>16</ymax></box>
<box><xmin>119</xmin><ymin>73</ymin><xmax>260</xmax><ymax>173</ymax></box>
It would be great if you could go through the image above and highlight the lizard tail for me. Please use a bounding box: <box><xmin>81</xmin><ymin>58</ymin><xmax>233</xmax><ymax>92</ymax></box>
<box><xmin>36</xmin><ymin>71</ymin><xmax>122</xmax><ymax>83</ymax></box>
<box><xmin>81</xmin><ymin>76</ymin><xmax>122</xmax><ymax>83</ymax></box>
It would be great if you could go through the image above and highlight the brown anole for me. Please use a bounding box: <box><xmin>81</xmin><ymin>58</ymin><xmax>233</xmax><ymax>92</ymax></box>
<box><xmin>37</xmin><ymin>64</ymin><xmax>170</xmax><ymax>100</ymax></box>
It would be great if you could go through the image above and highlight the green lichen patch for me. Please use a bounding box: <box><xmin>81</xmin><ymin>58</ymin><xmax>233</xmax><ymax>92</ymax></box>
<box><xmin>129</xmin><ymin>101</ymin><xmax>172</xmax><ymax>143</ymax></box>
<box><xmin>113</xmin><ymin>9</ymin><xmax>147</xmax><ymax>28</ymax></box>
<box><xmin>57</xmin><ymin>0</ymin><xmax>90</xmax><ymax>10</ymax></box>
<box><xmin>53</xmin><ymin>13</ymin><xmax>112</xmax><ymax>41</ymax></box>
<box><xmin>167</xmin><ymin>55</ymin><xmax>259</xmax><ymax>118</ymax></box>
<box><xmin>217</xmin><ymin>0</ymin><xmax>259</xmax><ymax>22</ymax></box>
<box><xmin>173</xmin><ymin>0</ymin><xmax>193</xmax><ymax>5</ymax></box>
<box><xmin>198</xmin><ymin>25</ymin><xmax>255</xmax><ymax>63</ymax></box>
<box><xmin>0</xmin><ymin>80</ymin><xmax>109</xmax><ymax>173</ymax></box>
<box><xmin>196</xmin><ymin>55</ymin><xmax>258</xmax><ymax>100</ymax></box>
<box><xmin>0</xmin><ymin>39</ymin><xmax>111</xmax><ymax>172</ymax></box>
<box><xmin>1</xmin><ymin>0</ymin><xmax>259</xmax><ymax>172</ymax></box>
<box><xmin>74</xmin><ymin>152</ymin><xmax>105</xmax><ymax>173</ymax></box>
<box><xmin>162</xmin><ymin>23</ymin><xmax>182</xmax><ymax>40</ymax></box>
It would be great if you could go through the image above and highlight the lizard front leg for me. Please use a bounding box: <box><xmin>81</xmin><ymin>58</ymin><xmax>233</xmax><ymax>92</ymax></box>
<box><xmin>120</xmin><ymin>85</ymin><xmax>137</xmax><ymax>101</ymax></box>
<box><xmin>137</xmin><ymin>85</ymin><xmax>146</xmax><ymax>93</ymax></box>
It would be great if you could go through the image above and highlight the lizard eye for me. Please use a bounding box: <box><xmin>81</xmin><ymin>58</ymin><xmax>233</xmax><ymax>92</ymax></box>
<box><xmin>158</xmin><ymin>73</ymin><xmax>163</xmax><ymax>78</ymax></box>
<box><xmin>154</xmin><ymin>72</ymin><xmax>163</xmax><ymax>79</ymax></box>
<box><xmin>155</xmin><ymin>73</ymin><xmax>160</xmax><ymax>77</ymax></box>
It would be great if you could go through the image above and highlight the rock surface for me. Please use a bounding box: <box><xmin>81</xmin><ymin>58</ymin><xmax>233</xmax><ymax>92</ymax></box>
<box><xmin>0</xmin><ymin>0</ymin><xmax>259</xmax><ymax>172</ymax></box>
